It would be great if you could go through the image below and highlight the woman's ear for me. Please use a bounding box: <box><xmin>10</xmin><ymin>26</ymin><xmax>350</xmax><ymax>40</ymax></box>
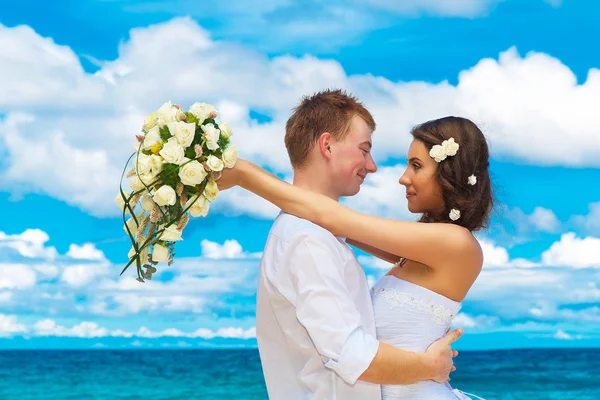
<box><xmin>318</xmin><ymin>132</ymin><xmax>333</xmax><ymax>160</ymax></box>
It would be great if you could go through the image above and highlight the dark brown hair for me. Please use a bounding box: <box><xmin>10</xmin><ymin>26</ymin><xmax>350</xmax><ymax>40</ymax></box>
<box><xmin>412</xmin><ymin>116</ymin><xmax>494</xmax><ymax>232</ymax></box>
<box><xmin>285</xmin><ymin>89</ymin><xmax>376</xmax><ymax>168</ymax></box>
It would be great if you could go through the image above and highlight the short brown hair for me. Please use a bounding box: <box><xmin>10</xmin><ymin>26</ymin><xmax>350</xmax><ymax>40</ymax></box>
<box><xmin>411</xmin><ymin>116</ymin><xmax>494</xmax><ymax>232</ymax></box>
<box><xmin>285</xmin><ymin>89</ymin><xmax>376</xmax><ymax>168</ymax></box>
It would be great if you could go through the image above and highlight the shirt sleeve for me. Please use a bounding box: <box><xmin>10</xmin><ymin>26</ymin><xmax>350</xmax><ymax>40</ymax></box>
<box><xmin>275</xmin><ymin>233</ymin><xmax>380</xmax><ymax>385</ymax></box>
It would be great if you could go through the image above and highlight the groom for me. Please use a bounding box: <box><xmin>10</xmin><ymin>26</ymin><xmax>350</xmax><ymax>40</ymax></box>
<box><xmin>256</xmin><ymin>89</ymin><xmax>461</xmax><ymax>399</ymax></box>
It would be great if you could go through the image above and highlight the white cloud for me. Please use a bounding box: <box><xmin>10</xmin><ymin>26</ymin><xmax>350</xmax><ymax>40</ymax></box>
<box><xmin>66</xmin><ymin>243</ymin><xmax>107</xmax><ymax>261</ymax></box>
<box><xmin>61</xmin><ymin>263</ymin><xmax>110</xmax><ymax>288</ymax></box>
<box><xmin>34</xmin><ymin>264</ymin><xmax>60</xmax><ymax>280</ymax></box>
<box><xmin>132</xmin><ymin>325</ymin><xmax>256</xmax><ymax>339</ymax></box>
<box><xmin>214</xmin><ymin>186</ymin><xmax>281</xmax><ymax>219</ymax></box>
<box><xmin>501</xmin><ymin>206</ymin><xmax>561</xmax><ymax>245</ymax></box>
<box><xmin>0</xmin><ymin>24</ymin><xmax>104</xmax><ymax>109</ymax></box>
<box><xmin>452</xmin><ymin>313</ymin><xmax>477</xmax><ymax>328</ymax></box>
<box><xmin>452</xmin><ymin>313</ymin><xmax>499</xmax><ymax>329</ymax></box>
<box><xmin>121</xmin><ymin>0</ymin><xmax>508</xmax><ymax>55</ymax></box>
<box><xmin>529</xmin><ymin>207</ymin><xmax>560</xmax><ymax>233</ymax></box>
<box><xmin>122</xmin><ymin>1</ymin><xmax>380</xmax><ymax>52</ymax></box>
<box><xmin>478</xmin><ymin>238</ymin><xmax>538</xmax><ymax>268</ymax></box>
<box><xmin>554</xmin><ymin>329</ymin><xmax>583</xmax><ymax>340</ymax></box>
<box><xmin>1</xmin><ymin>113</ymin><xmax>123</xmax><ymax>216</ymax></box>
<box><xmin>572</xmin><ymin>202</ymin><xmax>600</xmax><ymax>236</ymax></box>
<box><xmin>358</xmin><ymin>0</ymin><xmax>503</xmax><ymax>17</ymax></box>
<box><xmin>0</xmin><ymin>314</ymin><xmax>28</xmax><ymax>336</ymax></box>
<box><xmin>0</xmin><ymin>263</ymin><xmax>37</xmax><ymax>289</ymax></box>
<box><xmin>1</xmin><ymin>225</ymin><xmax>599</xmax><ymax>338</ymax></box>
<box><xmin>1</xmin><ymin>20</ymin><xmax>600</xmax><ymax>218</ymax></box>
<box><xmin>541</xmin><ymin>233</ymin><xmax>600</xmax><ymax>268</ymax></box>
<box><xmin>0</xmin><ymin>229</ymin><xmax>58</xmax><ymax>260</ymax></box>
<box><xmin>200</xmin><ymin>239</ymin><xmax>261</xmax><ymax>259</ymax></box>
<box><xmin>0</xmin><ymin>292</ymin><xmax>13</xmax><ymax>303</ymax></box>
<box><xmin>478</xmin><ymin>233</ymin><xmax>600</xmax><ymax>270</ymax></box>
<box><xmin>26</xmin><ymin>319</ymin><xmax>256</xmax><ymax>339</ymax></box>
<box><xmin>34</xmin><ymin>319</ymin><xmax>109</xmax><ymax>338</ymax></box>
<box><xmin>343</xmin><ymin>164</ymin><xmax>415</xmax><ymax>221</ymax></box>
<box><xmin>479</xmin><ymin>239</ymin><xmax>510</xmax><ymax>266</ymax></box>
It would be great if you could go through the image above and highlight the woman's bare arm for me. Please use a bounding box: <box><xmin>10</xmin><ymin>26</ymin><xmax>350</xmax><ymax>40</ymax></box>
<box><xmin>346</xmin><ymin>239</ymin><xmax>400</xmax><ymax>265</ymax></box>
<box><xmin>228</xmin><ymin>160</ymin><xmax>481</xmax><ymax>271</ymax></box>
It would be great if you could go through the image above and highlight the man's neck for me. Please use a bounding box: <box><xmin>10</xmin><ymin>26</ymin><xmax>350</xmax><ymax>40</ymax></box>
<box><xmin>292</xmin><ymin>167</ymin><xmax>340</xmax><ymax>202</ymax></box>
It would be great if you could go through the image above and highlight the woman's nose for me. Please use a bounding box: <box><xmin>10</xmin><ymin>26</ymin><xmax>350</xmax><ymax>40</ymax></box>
<box><xmin>399</xmin><ymin>172</ymin><xmax>410</xmax><ymax>186</ymax></box>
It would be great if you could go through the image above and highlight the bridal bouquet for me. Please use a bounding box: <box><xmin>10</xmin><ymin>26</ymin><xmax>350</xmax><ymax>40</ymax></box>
<box><xmin>117</xmin><ymin>101</ymin><xmax>238</xmax><ymax>282</ymax></box>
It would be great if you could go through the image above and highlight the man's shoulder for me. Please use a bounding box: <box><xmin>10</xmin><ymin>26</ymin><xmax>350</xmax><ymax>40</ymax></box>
<box><xmin>269</xmin><ymin>213</ymin><xmax>334</xmax><ymax>243</ymax></box>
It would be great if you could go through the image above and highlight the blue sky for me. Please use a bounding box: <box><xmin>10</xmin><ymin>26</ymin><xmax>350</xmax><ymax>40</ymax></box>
<box><xmin>1</xmin><ymin>0</ymin><xmax>599</xmax><ymax>350</ymax></box>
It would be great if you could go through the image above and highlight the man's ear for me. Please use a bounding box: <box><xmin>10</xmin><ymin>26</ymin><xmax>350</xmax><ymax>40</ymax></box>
<box><xmin>318</xmin><ymin>132</ymin><xmax>333</xmax><ymax>160</ymax></box>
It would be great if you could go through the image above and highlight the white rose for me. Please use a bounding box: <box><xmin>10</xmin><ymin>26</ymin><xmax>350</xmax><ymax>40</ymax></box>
<box><xmin>124</xmin><ymin>212</ymin><xmax>144</xmax><ymax>234</ymax></box>
<box><xmin>204</xmin><ymin>178</ymin><xmax>219</xmax><ymax>201</ymax></box>
<box><xmin>206</xmin><ymin>155</ymin><xmax>224</xmax><ymax>172</ymax></box>
<box><xmin>152</xmin><ymin>243</ymin><xmax>169</xmax><ymax>262</ymax></box>
<box><xmin>153</xmin><ymin>185</ymin><xmax>177</xmax><ymax>206</ymax></box>
<box><xmin>129</xmin><ymin>176</ymin><xmax>144</xmax><ymax>192</ymax></box>
<box><xmin>175</xmin><ymin>107</ymin><xmax>186</xmax><ymax>122</ymax></box>
<box><xmin>222</xmin><ymin>145</ymin><xmax>238</xmax><ymax>169</ymax></box>
<box><xmin>179</xmin><ymin>160</ymin><xmax>208</xmax><ymax>186</ymax></box>
<box><xmin>467</xmin><ymin>174</ymin><xmax>477</xmax><ymax>186</ymax></box>
<box><xmin>189</xmin><ymin>102</ymin><xmax>217</xmax><ymax>123</ymax></box>
<box><xmin>159</xmin><ymin>138</ymin><xmax>186</xmax><ymax>165</ymax></box>
<box><xmin>443</xmin><ymin>138</ymin><xmax>460</xmax><ymax>157</ymax></box>
<box><xmin>135</xmin><ymin>153</ymin><xmax>153</xmax><ymax>175</ymax></box>
<box><xmin>449</xmin><ymin>208</ymin><xmax>461</xmax><ymax>221</ymax></box>
<box><xmin>141</xmin><ymin>194</ymin><xmax>155</xmax><ymax>212</ymax></box>
<box><xmin>429</xmin><ymin>145</ymin><xmax>447</xmax><ymax>163</ymax></box>
<box><xmin>142</xmin><ymin>126</ymin><xmax>162</xmax><ymax>150</ymax></box>
<box><xmin>115</xmin><ymin>193</ymin><xmax>132</xmax><ymax>211</ymax></box>
<box><xmin>124</xmin><ymin>217</ymin><xmax>138</xmax><ymax>233</ymax></box>
<box><xmin>168</xmin><ymin>121</ymin><xmax>196</xmax><ymax>148</ymax></box>
<box><xmin>159</xmin><ymin>224</ymin><xmax>183</xmax><ymax>241</ymax></box>
<box><xmin>185</xmin><ymin>195</ymin><xmax>210</xmax><ymax>217</ymax></box>
<box><xmin>156</xmin><ymin>101</ymin><xmax>179</xmax><ymax>127</ymax></box>
<box><xmin>129</xmin><ymin>173</ymin><xmax>153</xmax><ymax>192</ymax></box>
<box><xmin>202</xmin><ymin>124</ymin><xmax>220</xmax><ymax>151</ymax></box>
<box><xmin>142</xmin><ymin>111</ymin><xmax>158</xmax><ymax>132</ymax></box>
<box><xmin>218</xmin><ymin>122</ymin><xmax>232</xmax><ymax>139</ymax></box>
<box><xmin>149</xmin><ymin>155</ymin><xmax>164</xmax><ymax>176</ymax></box>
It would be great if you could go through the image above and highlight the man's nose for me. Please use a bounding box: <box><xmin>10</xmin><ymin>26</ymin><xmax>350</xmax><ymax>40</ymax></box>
<box><xmin>366</xmin><ymin>153</ymin><xmax>377</xmax><ymax>173</ymax></box>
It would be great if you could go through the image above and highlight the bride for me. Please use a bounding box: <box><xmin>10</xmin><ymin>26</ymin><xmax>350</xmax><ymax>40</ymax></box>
<box><xmin>219</xmin><ymin>116</ymin><xmax>491</xmax><ymax>399</ymax></box>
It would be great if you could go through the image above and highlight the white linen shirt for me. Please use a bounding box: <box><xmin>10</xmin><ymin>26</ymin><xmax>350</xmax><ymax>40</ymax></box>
<box><xmin>256</xmin><ymin>213</ymin><xmax>381</xmax><ymax>400</ymax></box>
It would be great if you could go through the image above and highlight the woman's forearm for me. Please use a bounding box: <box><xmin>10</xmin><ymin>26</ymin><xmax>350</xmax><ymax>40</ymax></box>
<box><xmin>237</xmin><ymin>160</ymin><xmax>332</xmax><ymax>226</ymax></box>
<box><xmin>346</xmin><ymin>239</ymin><xmax>400</xmax><ymax>265</ymax></box>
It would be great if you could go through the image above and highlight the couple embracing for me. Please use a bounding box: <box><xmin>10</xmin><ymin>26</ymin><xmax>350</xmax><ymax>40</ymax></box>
<box><xmin>218</xmin><ymin>89</ymin><xmax>491</xmax><ymax>400</ymax></box>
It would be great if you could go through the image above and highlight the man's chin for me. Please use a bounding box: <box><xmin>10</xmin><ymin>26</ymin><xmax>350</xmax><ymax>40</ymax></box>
<box><xmin>341</xmin><ymin>186</ymin><xmax>361</xmax><ymax>197</ymax></box>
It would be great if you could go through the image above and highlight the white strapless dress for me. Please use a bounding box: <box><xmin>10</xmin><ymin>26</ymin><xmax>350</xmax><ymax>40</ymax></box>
<box><xmin>371</xmin><ymin>275</ymin><xmax>484</xmax><ymax>400</ymax></box>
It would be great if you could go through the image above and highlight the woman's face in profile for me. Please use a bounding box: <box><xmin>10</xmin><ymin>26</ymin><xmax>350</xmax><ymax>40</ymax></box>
<box><xmin>399</xmin><ymin>139</ymin><xmax>445</xmax><ymax>215</ymax></box>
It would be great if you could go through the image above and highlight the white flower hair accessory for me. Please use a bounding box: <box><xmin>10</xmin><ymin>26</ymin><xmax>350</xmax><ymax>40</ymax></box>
<box><xmin>449</xmin><ymin>209</ymin><xmax>461</xmax><ymax>221</ymax></box>
<box><xmin>468</xmin><ymin>174</ymin><xmax>477</xmax><ymax>186</ymax></box>
<box><xmin>429</xmin><ymin>138</ymin><xmax>460</xmax><ymax>163</ymax></box>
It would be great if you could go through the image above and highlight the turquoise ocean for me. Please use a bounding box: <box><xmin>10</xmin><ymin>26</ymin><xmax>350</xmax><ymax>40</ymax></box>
<box><xmin>0</xmin><ymin>348</ymin><xmax>598</xmax><ymax>399</ymax></box>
